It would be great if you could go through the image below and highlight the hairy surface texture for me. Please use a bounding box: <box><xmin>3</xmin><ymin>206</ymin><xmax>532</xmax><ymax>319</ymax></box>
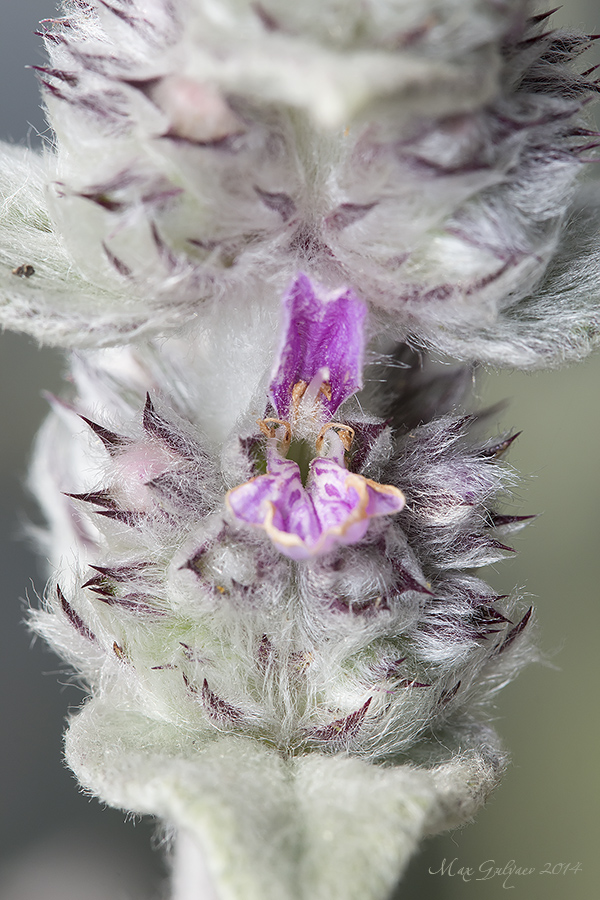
<box><xmin>28</xmin><ymin>326</ymin><xmax>531</xmax><ymax>897</ymax></box>
<box><xmin>1</xmin><ymin>3</ymin><xmax>597</xmax><ymax>899</ymax></box>
<box><xmin>0</xmin><ymin>1</ymin><xmax>598</xmax><ymax>364</ymax></box>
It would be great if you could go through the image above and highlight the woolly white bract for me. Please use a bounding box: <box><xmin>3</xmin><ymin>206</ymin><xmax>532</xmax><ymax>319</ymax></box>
<box><xmin>1</xmin><ymin>2</ymin><xmax>598</xmax><ymax>899</ymax></box>
<box><xmin>1</xmin><ymin>0</ymin><xmax>599</xmax><ymax>363</ymax></box>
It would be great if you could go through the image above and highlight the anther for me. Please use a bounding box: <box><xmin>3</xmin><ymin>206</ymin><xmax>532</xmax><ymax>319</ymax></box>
<box><xmin>316</xmin><ymin>422</ymin><xmax>355</xmax><ymax>454</ymax></box>
<box><xmin>258</xmin><ymin>418</ymin><xmax>292</xmax><ymax>453</ymax></box>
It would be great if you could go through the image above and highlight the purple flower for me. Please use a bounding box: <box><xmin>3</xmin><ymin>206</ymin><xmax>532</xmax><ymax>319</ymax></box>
<box><xmin>227</xmin><ymin>275</ymin><xmax>404</xmax><ymax>559</ymax></box>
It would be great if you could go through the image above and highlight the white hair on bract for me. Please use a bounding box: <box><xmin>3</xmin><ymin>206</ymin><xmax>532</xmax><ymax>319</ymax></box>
<box><xmin>0</xmin><ymin>0</ymin><xmax>598</xmax><ymax>366</ymax></box>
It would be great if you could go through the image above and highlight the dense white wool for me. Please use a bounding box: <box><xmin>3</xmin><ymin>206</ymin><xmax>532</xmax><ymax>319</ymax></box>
<box><xmin>30</xmin><ymin>340</ymin><xmax>532</xmax><ymax>779</ymax></box>
<box><xmin>1</xmin><ymin>1</ymin><xmax>599</xmax><ymax>366</ymax></box>
<box><xmin>22</xmin><ymin>306</ymin><xmax>533</xmax><ymax>900</ymax></box>
<box><xmin>65</xmin><ymin>701</ymin><xmax>504</xmax><ymax>900</ymax></box>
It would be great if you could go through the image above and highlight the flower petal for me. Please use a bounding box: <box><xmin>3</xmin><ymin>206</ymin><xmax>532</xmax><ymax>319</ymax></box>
<box><xmin>227</xmin><ymin>455</ymin><xmax>404</xmax><ymax>560</ymax></box>
<box><xmin>270</xmin><ymin>274</ymin><xmax>367</xmax><ymax>419</ymax></box>
<box><xmin>308</xmin><ymin>459</ymin><xmax>405</xmax><ymax>554</ymax></box>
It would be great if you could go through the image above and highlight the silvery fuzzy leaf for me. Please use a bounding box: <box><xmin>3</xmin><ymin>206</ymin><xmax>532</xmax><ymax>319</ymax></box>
<box><xmin>66</xmin><ymin>698</ymin><xmax>504</xmax><ymax>900</ymax></box>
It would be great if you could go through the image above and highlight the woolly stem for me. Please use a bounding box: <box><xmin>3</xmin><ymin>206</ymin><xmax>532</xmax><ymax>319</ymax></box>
<box><xmin>172</xmin><ymin>831</ymin><xmax>220</xmax><ymax>900</ymax></box>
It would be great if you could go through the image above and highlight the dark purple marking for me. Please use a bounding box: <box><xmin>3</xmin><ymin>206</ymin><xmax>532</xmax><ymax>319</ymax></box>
<box><xmin>310</xmin><ymin>697</ymin><xmax>372</xmax><ymax>743</ymax></box>
<box><xmin>391</xmin><ymin>563</ymin><xmax>433</xmax><ymax>596</ymax></box>
<box><xmin>39</xmin><ymin>15</ymin><xmax>75</xmax><ymax>27</ymax></box>
<box><xmin>500</xmin><ymin>607</ymin><xmax>533</xmax><ymax>653</ymax></box>
<box><xmin>254</xmin><ymin>186</ymin><xmax>296</xmax><ymax>222</ymax></box>
<box><xmin>465</xmin><ymin>259</ymin><xmax>516</xmax><ymax>296</ymax></box>
<box><xmin>143</xmin><ymin>394</ymin><xmax>197</xmax><ymax>460</ymax></box>
<box><xmin>257</xmin><ymin>634</ymin><xmax>274</xmax><ymax>672</ymax></box>
<box><xmin>580</xmin><ymin>65</ymin><xmax>600</xmax><ymax>79</ymax></box>
<box><xmin>79</xmin><ymin>415</ymin><xmax>131</xmax><ymax>453</ymax></box>
<box><xmin>57</xmin><ymin>584</ymin><xmax>95</xmax><ymax>641</ymax></box>
<box><xmin>439</xmin><ymin>681</ymin><xmax>461</xmax><ymax>706</ymax></box>
<box><xmin>180</xmin><ymin>643</ymin><xmax>209</xmax><ymax>664</ymax></box>
<box><xmin>328</xmin><ymin>594</ymin><xmax>390</xmax><ymax>617</ymax></box>
<box><xmin>480</xmin><ymin>432</ymin><xmax>521</xmax><ymax>459</ymax></box>
<box><xmin>102</xmin><ymin>242</ymin><xmax>132</xmax><ymax>278</ymax></box>
<box><xmin>473</xmin><ymin>605</ymin><xmax>512</xmax><ymax>625</ymax></box>
<box><xmin>325</xmin><ymin>202</ymin><xmax>376</xmax><ymax>231</ymax></box>
<box><xmin>182</xmin><ymin>671</ymin><xmax>196</xmax><ymax>692</ymax></box>
<box><xmin>239</xmin><ymin>435</ymin><xmax>264</xmax><ymax>472</ymax></box>
<box><xmin>62</xmin><ymin>46</ymin><xmax>117</xmax><ymax>79</ymax></box>
<box><xmin>145</xmin><ymin>471</ymin><xmax>211</xmax><ymax>514</ymax></box>
<box><xmin>39</xmin><ymin>80</ymin><xmax>67</xmax><ymax>100</ymax></box>
<box><xmin>528</xmin><ymin>8</ymin><xmax>560</xmax><ymax>26</ymax></box>
<box><xmin>187</xmin><ymin>236</ymin><xmax>219</xmax><ymax>252</ymax></box>
<box><xmin>487</xmin><ymin>513</ymin><xmax>536</xmax><ymax>528</ymax></box>
<box><xmin>397</xmin><ymin>283</ymin><xmax>455</xmax><ymax>304</ymax></box>
<box><xmin>444</xmin><ymin>225</ymin><xmax>514</xmax><ymax>261</ymax></box>
<box><xmin>182</xmin><ymin>546</ymin><xmax>209</xmax><ymax>578</ymax></box>
<box><xmin>78</xmin><ymin>168</ymin><xmax>141</xmax><ymax>195</ymax></box>
<box><xmin>201</xmin><ymin>679</ymin><xmax>244</xmax><ymax>724</ymax></box>
<box><xmin>95</xmin><ymin>591</ymin><xmax>165</xmax><ymax>616</ymax></box>
<box><xmin>516</xmin><ymin>30</ymin><xmax>554</xmax><ymax>49</ymax></box>
<box><xmin>34</xmin><ymin>30</ymin><xmax>65</xmax><ymax>44</ymax></box>
<box><xmin>288</xmin><ymin>227</ymin><xmax>334</xmax><ymax>261</ymax></box>
<box><xmin>121</xmin><ymin>76</ymin><xmax>161</xmax><ymax>97</ymax></box>
<box><xmin>150</xmin><ymin>222</ymin><xmax>179</xmax><ymax>268</ymax></box>
<box><xmin>86</xmin><ymin>561</ymin><xmax>151</xmax><ymax>582</ymax></box>
<box><xmin>346</xmin><ymin>420</ymin><xmax>388</xmax><ymax>473</ymax></box>
<box><xmin>95</xmin><ymin>509</ymin><xmax>145</xmax><ymax>527</ymax></box>
<box><xmin>76</xmin><ymin>92</ymin><xmax>129</xmax><ymax>123</ymax></box>
<box><xmin>85</xmin><ymin>583</ymin><xmax>116</xmax><ymax>598</ymax></box>
<box><xmin>65</xmin><ymin>490</ymin><xmax>117</xmax><ymax>509</ymax></box>
<box><xmin>253</xmin><ymin>3</ymin><xmax>281</xmax><ymax>31</ymax></box>
<box><xmin>374</xmin><ymin>659</ymin><xmax>430</xmax><ymax>686</ymax></box>
<box><xmin>452</xmin><ymin>583</ymin><xmax>505</xmax><ymax>607</ymax></box>
<box><xmin>78</xmin><ymin>191</ymin><xmax>125</xmax><ymax>213</ymax></box>
<box><xmin>30</xmin><ymin>65</ymin><xmax>78</xmax><ymax>85</ymax></box>
<box><xmin>443</xmin><ymin>413</ymin><xmax>477</xmax><ymax>435</ymax></box>
<box><xmin>98</xmin><ymin>0</ymin><xmax>136</xmax><ymax>25</ymax></box>
<box><xmin>487</xmin><ymin>538</ymin><xmax>517</xmax><ymax>554</ymax></box>
<box><xmin>379</xmin><ymin>657</ymin><xmax>406</xmax><ymax>677</ymax></box>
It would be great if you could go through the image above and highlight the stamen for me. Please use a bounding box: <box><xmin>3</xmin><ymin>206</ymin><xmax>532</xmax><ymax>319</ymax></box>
<box><xmin>320</xmin><ymin>382</ymin><xmax>332</xmax><ymax>401</ymax></box>
<box><xmin>258</xmin><ymin>418</ymin><xmax>292</xmax><ymax>454</ymax></box>
<box><xmin>291</xmin><ymin>381</ymin><xmax>308</xmax><ymax>410</ymax></box>
<box><xmin>303</xmin><ymin>366</ymin><xmax>330</xmax><ymax>407</ymax></box>
<box><xmin>316</xmin><ymin>422</ymin><xmax>355</xmax><ymax>454</ymax></box>
<box><xmin>290</xmin><ymin>371</ymin><xmax>332</xmax><ymax>421</ymax></box>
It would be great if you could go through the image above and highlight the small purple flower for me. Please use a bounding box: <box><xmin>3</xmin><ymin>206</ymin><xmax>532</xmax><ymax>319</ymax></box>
<box><xmin>227</xmin><ymin>275</ymin><xmax>404</xmax><ymax>559</ymax></box>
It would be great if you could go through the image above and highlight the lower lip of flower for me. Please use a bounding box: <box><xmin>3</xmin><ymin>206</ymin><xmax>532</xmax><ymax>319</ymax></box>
<box><xmin>227</xmin><ymin>454</ymin><xmax>405</xmax><ymax>560</ymax></box>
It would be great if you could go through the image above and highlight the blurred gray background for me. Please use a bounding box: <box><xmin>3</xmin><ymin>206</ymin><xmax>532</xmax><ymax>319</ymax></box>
<box><xmin>0</xmin><ymin>3</ymin><xmax>599</xmax><ymax>899</ymax></box>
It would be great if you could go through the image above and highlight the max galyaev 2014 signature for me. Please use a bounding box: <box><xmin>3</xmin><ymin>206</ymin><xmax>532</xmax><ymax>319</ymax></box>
<box><xmin>428</xmin><ymin>858</ymin><xmax>582</xmax><ymax>890</ymax></box>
